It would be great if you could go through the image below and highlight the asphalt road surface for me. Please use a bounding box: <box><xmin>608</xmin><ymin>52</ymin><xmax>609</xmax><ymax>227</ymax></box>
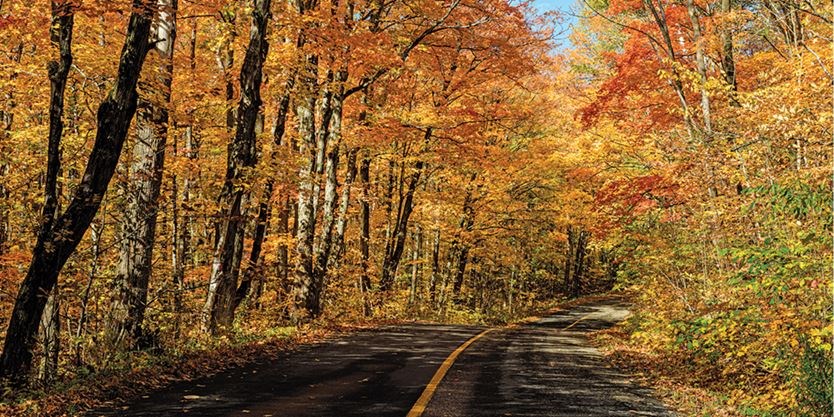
<box><xmin>93</xmin><ymin>298</ymin><xmax>673</xmax><ymax>417</ymax></box>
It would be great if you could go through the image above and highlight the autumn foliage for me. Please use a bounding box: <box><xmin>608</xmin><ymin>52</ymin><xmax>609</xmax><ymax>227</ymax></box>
<box><xmin>0</xmin><ymin>0</ymin><xmax>829</xmax><ymax>414</ymax></box>
<box><xmin>567</xmin><ymin>0</ymin><xmax>833</xmax><ymax>413</ymax></box>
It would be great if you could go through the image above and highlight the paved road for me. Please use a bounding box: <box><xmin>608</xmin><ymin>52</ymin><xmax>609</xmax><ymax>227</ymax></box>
<box><xmin>423</xmin><ymin>300</ymin><xmax>672</xmax><ymax>417</ymax></box>
<box><xmin>93</xmin><ymin>298</ymin><xmax>672</xmax><ymax>417</ymax></box>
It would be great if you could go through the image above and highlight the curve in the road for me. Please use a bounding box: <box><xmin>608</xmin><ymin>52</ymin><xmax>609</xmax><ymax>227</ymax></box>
<box><xmin>92</xmin><ymin>298</ymin><xmax>673</xmax><ymax>417</ymax></box>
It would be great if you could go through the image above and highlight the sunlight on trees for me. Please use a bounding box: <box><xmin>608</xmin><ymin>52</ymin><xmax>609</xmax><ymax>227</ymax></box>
<box><xmin>0</xmin><ymin>0</ymin><xmax>829</xmax><ymax>414</ymax></box>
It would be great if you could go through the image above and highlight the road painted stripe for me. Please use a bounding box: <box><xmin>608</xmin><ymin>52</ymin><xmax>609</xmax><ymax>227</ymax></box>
<box><xmin>406</xmin><ymin>328</ymin><xmax>495</xmax><ymax>417</ymax></box>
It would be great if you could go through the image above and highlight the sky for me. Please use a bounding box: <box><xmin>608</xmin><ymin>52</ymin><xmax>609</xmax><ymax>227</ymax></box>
<box><xmin>531</xmin><ymin>0</ymin><xmax>579</xmax><ymax>48</ymax></box>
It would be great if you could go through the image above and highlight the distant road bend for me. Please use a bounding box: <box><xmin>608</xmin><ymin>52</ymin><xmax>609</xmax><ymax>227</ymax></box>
<box><xmin>95</xmin><ymin>298</ymin><xmax>674</xmax><ymax>417</ymax></box>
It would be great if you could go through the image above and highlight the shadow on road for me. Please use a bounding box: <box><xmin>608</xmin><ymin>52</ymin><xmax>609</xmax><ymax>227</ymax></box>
<box><xmin>93</xmin><ymin>298</ymin><xmax>672</xmax><ymax>417</ymax></box>
<box><xmin>424</xmin><ymin>298</ymin><xmax>673</xmax><ymax>417</ymax></box>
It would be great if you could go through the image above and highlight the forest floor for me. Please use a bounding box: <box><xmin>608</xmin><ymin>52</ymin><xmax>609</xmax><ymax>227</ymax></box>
<box><xmin>593</xmin><ymin>323</ymin><xmax>743</xmax><ymax>417</ymax></box>
<box><xmin>85</xmin><ymin>297</ymin><xmax>672</xmax><ymax>417</ymax></box>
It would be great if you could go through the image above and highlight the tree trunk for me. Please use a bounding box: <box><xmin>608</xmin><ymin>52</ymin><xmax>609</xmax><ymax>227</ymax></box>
<box><xmin>571</xmin><ymin>230</ymin><xmax>589</xmax><ymax>298</ymax></box>
<box><xmin>358</xmin><ymin>153</ymin><xmax>372</xmax><ymax>316</ymax></box>
<box><xmin>291</xmin><ymin>47</ymin><xmax>321</xmax><ymax>322</ymax></box>
<box><xmin>218</xmin><ymin>7</ymin><xmax>237</xmax><ymax>135</ymax></box>
<box><xmin>685</xmin><ymin>0</ymin><xmax>712</xmax><ymax>135</ymax></box>
<box><xmin>563</xmin><ymin>225</ymin><xmax>574</xmax><ymax>294</ymax></box>
<box><xmin>0</xmin><ymin>2</ymin><xmax>152</xmax><ymax>386</ymax></box>
<box><xmin>643</xmin><ymin>0</ymin><xmax>696</xmax><ymax>139</ymax></box>
<box><xmin>232</xmin><ymin>113</ymin><xmax>267</xmax><ymax>313</ymax></box>
<box><xmin>311</xmin><ymin>77</ymin><xmax>334</xmax><ymax>220</ymax></box>
<box><xmin>75</xmin><ymin>216</ymin><xmax>103</xmax><ymax>366</ymax></box>
<box><xmin>451</xmin><ymin>245</ymin><xmax>470</xmax><ymax>297</ymax></box>
<box><xmin>313</xmin><ymin>63</ymin><xmax>352</xmax><ymax>295</ymax></box>
<box><xmin>438</xmin><ymin>251</ymin><xmax>453</xmax><ymax>310</ymax></box>
<box><xmin>243</xmin><ymin>76</ymin><xmax>295</xmax><ymax>311</ymax></box>
<box><xmin>209</xmin><ymin>6</ymin><xmax>236</xmax><ymax>254</ymax></box>
<box><xmin>109</xmin><ymin>0</ymin><xmax>177</xmax><ymax>349</ymax></box>
<box><xmin>275</xmin><ymin>196</ymin><xmax>291</xmax><ymax>304</ymax></box>
<box><xmin>313</xmin><ymin>86</ymin><xmax>344</xmax><ymax>293</ymax></box>
<box><xmin>32</xmin><ymin>1</ymin><xmax>75</xmax><ymax>384</ymax></box>
<box><xmin>170</xmin><ymin>129</ymin><xmax>184</xmax><ymax>337</ymax></box>
<box><xmin>203</xmin><ymin>0</ymin><xmax>271</xmax><ymax>333</ymax></box>
<box><xmin>507</xmin><ymin>268</ymin><xmax>515</xmax><ymax>316</ymax></box>
<box><xmin>37</xmin><ymin>288</ymin><xmax>59</xmax><ymax>385</ymax></box>
<box><xmin>429</xmin><ymin>228</ymin><xmax>440</xmax><ymax>303</ymax></box>
<box><xmin>329</xmin><ymin>147</ymin><xmax>357</xmax><ymax>271</ymax></box>
<box><xmin>720</xmin><ymin>0</ymin><xmax>736</xmax><ymax>91</ymax></box>
<box><xmin>409</xmin><ymin>224</ymin><xmax>423</xmax><ymax>304</ymax></box>
<box><xmin>379</xmin><ymin>128</ymin><xmax>431</xmax><ymax>291</ymax></box>
<box><xmin>174</xmin><ymin>124</ymin><xmax>197</xmax><ymax>322</ymax></box>
<box><xmin>451</xmin><ymin>187</ymin><xmax>475</xmax><ymax>297</ymax></box>
<box><xmin>172</xmin><ymin>11</ymin><xmax>200</xmax><ymax>339</ymax></box>
<box><xmin>43</xmin><ymin>0</ymin><xmax>74</xmax><ymax>241</ymax></box>
<box><xmin>383</xmin><ymin>156</ymin><xmax>396</xmax><ymax>244</ymax></box>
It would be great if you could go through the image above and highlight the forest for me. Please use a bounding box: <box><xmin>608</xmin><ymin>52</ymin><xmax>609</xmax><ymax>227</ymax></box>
<box><xmin>0</xmin><ymin>0</ymin><xmax>830</xmax><ymax>415</ymax></box>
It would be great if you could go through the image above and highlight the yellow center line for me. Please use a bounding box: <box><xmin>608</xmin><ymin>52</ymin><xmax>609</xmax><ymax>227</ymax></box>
<box><xmin>406</xmin><ymin>328</ymin><xmax>495</xmax><ymax>417</ymax></box>
<box><xmin>406</xmin><ymin>310</ymin><xmax>594</xmax><ymax>416</ymax></box>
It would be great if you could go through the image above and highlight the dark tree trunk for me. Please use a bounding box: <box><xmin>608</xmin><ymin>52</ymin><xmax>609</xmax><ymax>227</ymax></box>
<box><xmin>379</xmin><ymin>128</ymin><xmax>431</xmax><ymax>291</ymax></box>
<box><xmin>383</xmin><ymin>156</ymin><xmax>396</xmax><ymax>243</ymax></box>
<box><xmin>43</xmin><ymin>0</ymin><xmax>74</xmax><ymax>236</ymax></box>
<box><xmin>234</xmin><ymin>156</ymin><xmax>268</xmax><ymax>312</ymax></box>
<box><xmin>0</xmin><ymin>1</ymin><xmax>152</xmax><ymax>386</ymax></box>
<box><xmin>720</xmin><ymin>0</ymin><xmax>737</xmax><ymax>107</ymax></box>
<box><xmin>33</xmin><ymin>1</ymin><xmax>75</xmax><ymax>384</ymax></box>
<box><xmin>451</xmin><ymin>186</ymin><xmax>475</xmax><ymax>296</ymax></box>
<box><xmin>272</xmin><ymin>82</ymin><xmax>298</xmax><ymax>299</ymax></box>
<box><xmin>571</xmin><ymin>230</ymin><xmax>589</xmax><ymax>298</ymax></box>
<box><xmin>203</xmin><ymin>0</ymin><xmax>271</xmax><ymax>333</ymax></box>
<box><xmin>721</xmin><ymin>10</ymin><xmax>735</xmax><ymax>90</ymax></box>
<box><xmin>218</xmin><ymin>7</ymin><xmax>237</xmax><ymax>134</ymax></box>
<box><xmin>451</xmin><ymin>245</ymin><xmax>470</xmax><ymax>297</ymax></box>
<box><xmin>242</xmin><ymin>76</ymin><xmax>294</xmax><ymax>311</ymax></box>
<box><xmin>507</xmin><ymin>268</ymin><xmax>516</xmax><ymax>315</ymax></box>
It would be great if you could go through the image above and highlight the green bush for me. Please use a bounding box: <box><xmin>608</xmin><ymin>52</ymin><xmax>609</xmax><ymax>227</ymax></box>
<box><xmin>797</xmin><ymin>338</ymin><xmax>833</xmax><ymax>417</ymax></box>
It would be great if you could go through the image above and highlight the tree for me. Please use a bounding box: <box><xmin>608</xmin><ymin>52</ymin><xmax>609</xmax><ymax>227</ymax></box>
<box><xmin>0</xmin><ymin>0</ymin><xmax>154</xmax><ymax>385</ymax></box>
<box><xmin>33</xmin><ymin>0</ymin><xmax>76</xmax><ymax>385</ymax></box>
<box><xmin>108</xmin><ymin>0</ymin><xmax>178</xmax><ymax>350</ymax></box>
<box><xmin>203</xmin><ymin>0</ymin><xmax>272</xmax><ymax>333</ymax></box>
